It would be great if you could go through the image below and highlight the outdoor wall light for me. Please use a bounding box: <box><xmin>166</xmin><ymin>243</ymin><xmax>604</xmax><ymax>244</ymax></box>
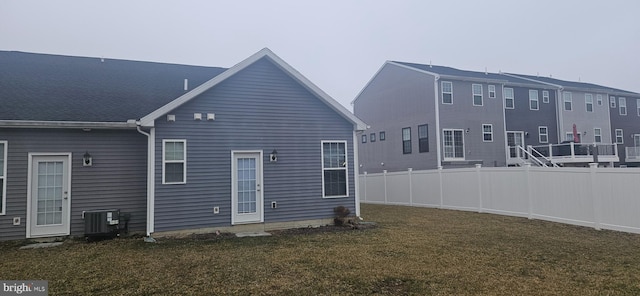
<box><xmin>466</xmin><ymin>128</ymin><xmax>470</xmax><ymax>133</ymax></box>
<box><xmin>83</xmin><ymin>151</ymin><xmax>93</xmax><ymax>167</ymax></box>
<box><xmin>270</xmin><ymin>149</ymin><xmax>278</xmax><ymax>162</ymax></box>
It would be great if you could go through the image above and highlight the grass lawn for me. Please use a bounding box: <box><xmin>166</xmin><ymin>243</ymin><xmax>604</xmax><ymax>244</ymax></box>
<box><xmin>2</xmin><ymin>204</ymin><xmax>640</xmax><ymax>295</ymax></box>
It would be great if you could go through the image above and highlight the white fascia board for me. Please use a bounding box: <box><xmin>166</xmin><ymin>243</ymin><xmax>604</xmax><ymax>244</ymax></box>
<box><xmin>0</xmin><ymin>120</ymin><xmax>137</xmax><ymax>129</ymax></box>
<box><xmin>139</xmin><ymin>48</ymin><xmax>367</xmax><ymax>131</ymax></box>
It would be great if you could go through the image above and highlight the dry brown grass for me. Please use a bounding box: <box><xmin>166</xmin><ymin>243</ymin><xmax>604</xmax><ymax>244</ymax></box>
<box><xmin>2</xmin><ymin>204</ymin><xmax>640</xmax><ymax>295</ymax></box>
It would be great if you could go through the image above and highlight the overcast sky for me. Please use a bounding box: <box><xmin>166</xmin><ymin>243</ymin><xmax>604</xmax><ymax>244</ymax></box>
<box><xmin>2</xmin><ymin>1</ymin><xmax>639</xmax><ymax>110</ymax></box>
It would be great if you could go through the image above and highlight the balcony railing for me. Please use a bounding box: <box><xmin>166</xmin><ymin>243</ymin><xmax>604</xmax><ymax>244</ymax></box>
<box><xmin>625</xmin><ymin>147</ymin><xmax>640</xmax><ymax>162</ymax></box>
<box><xmin>527</xmin><ymin>142</ymin><xmax>618</xmax><ymax>164</ymax></box>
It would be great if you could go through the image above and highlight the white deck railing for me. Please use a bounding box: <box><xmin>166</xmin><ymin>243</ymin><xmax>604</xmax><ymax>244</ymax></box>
<box><xmin>625</xmin><ymin>147</ymin><xmax>640</xmax><ymax>162</ymax></box>
<box><xmin>527</xmin><ymin>142</ymin><xmax>618</xmax><ymax>164</ymax></box>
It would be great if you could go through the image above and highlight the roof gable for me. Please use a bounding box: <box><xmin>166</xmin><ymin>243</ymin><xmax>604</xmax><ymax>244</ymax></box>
<box><xmin>140</xmin><ymin>48</ymin><xmax>366</xmax><ymax>130</ymax></box>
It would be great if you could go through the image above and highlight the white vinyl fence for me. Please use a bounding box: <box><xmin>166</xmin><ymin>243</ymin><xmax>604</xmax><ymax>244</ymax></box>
<box><xmin>359</xmin><ymin>164</ymin><xmax>640</xmax><ymax>234</ymax></box>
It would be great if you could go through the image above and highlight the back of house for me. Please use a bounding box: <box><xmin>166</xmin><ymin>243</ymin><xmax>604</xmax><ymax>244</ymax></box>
<box><xmin>0</xmin><ymin>49</ymin><xmax>365</xmax><ymax>241</ymax></box>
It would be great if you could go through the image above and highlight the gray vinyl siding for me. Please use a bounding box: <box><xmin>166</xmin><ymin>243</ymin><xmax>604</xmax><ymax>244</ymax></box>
<box><xmin>152</xmin><ymin>58</ymin><xmax>356</xmax><ymax>232</ymax></box>
<box><xmin>610</xmin><ymin>94</ymin><xmax>640</xmax><ymax>166</ymax></box>
<box><xmin>559</xmin><ymin>90</ymin><xmax>612</xmax><ymax>144</ymax></box>
<box><xmin>505</xmin><ymin>86</ymin><xmax>558</xmax><ymax>146</ymax></box>
<box><xmin>438</xmin><ymin>80</ymin><xmax>506</xmax><ymax>167</ymax></box>
<box><xmin>0</xmin><ymin>129</ymin><xmax>147</xmax><ymax>241</ymax></box>
<box><xmin>354</xmin><ymin>63</ymin><xmax>438</xmax><ymax>173</ymax></box>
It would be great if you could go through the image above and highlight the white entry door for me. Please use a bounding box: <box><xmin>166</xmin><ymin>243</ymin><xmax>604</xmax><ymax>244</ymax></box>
<box><xmin>28</xmin><ymin>154</ymin><xmax>71</xmax><ymax>238</ymax></box>
<box><xmin>507</xmin><ymin>131</ymin><xmax>525</xmax><ymax>159</ymax></box>
<box><xmin>231</xmin><ymin>151</ymin><xmax>263</xmax><ymax>224</ymax></box>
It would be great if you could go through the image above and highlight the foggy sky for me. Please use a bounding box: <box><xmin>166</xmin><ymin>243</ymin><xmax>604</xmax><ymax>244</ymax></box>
<box><xmin>1</xmin><ymin>0</ymin><xmax>639</xmax><ymax>110</ymax></box>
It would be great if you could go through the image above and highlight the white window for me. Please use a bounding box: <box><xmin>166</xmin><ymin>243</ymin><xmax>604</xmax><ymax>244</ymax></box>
<box><xmin>322</xmin><ymin>141</ymin><xmax>348</xmax><ymax>197</ymax></box>
<box><xmin>565</xmin><ymin>133</ymin><xmax>573</xmax><ymax>142</ymax></box>
<box><xmin>472</xmin><ymin>84</ymin><xmax>483</xmax><ymax>106</ymax></box>
<box><xmin>0</xmin><ymin>141</ymin><xmax>6</xmax><ymax>215</ymax></box>
<box><xmin>488</xmin><ymin>85</ymin><xmax>496</xmax><ymax>98</ymax></box>
<box><xmin>402</xmin><ymin>127</ymin><xmax>411</xmax><ymax>154</ymax></box>
<box><xmin>542</xmin><ymin>91</ymin><xmax>550</xmax><ymax>103</ymax></box>
<box><xmin>504</xmin><ymin>88</ymin><xmax>514</xmax><ymax>109</ymax></box>
<box><xmin>619</xmin><ymin>97</ymin><xmax>627</xmax><ymax>115</ymax></box>
<box><xmin>597</xmin><ymin>94</ymin><xmax>603</xmax><ymax>106</ymax></box>
<box><xmin>616</xmin><ymin>129</ymin><xmax>624</xmax><ymax>144</ymax></box>
<box><xmin>538</xmin><ymin>126</ymin><xmax>548</xmax><ymax>143</ymax></box>
<box><xmin>610</xmin><ymin>96</ymin><xmax>616</xmax><ymax>108</ymax></box>
<box><xmin>482</xmin><ymin>124</ymin><xmax>493</xmax><ymax>142</ymax></box>
<box><xmin>442</xmin><ymin>81</ymin><xmax>453</xmax><ymax>104</ymax></box>
<box><xmin>163</xmin><ymin>140</ymin><xmax>186</xmax><ymax>184</ymax></box>
<box><xmin>529</xmin><ymin>90</ymin><xmax>539</xmax><ymax>110</ymax></box>
<box><xmin>563</xmin><ymin>92</ymin><xmax>572</xmax><ymax>111</ymax></box>
<box><xmin>594</xmin><ymin>128</ymin><xmax>602</xmax><ymax>143</ymax></box>
<box><xmin>585</xmin><ymin>94</ymin><xmax>593</xmax><ymax>112</ymax></box>
<box><xmin>635</xmin><ymin>134</ymin><xmax>640</xmax><ymax>147</ymax></box>
<box><xmin>443</xmin><ymin>129</ymin><xmax>464</xmax><ymax>160</ymax></box>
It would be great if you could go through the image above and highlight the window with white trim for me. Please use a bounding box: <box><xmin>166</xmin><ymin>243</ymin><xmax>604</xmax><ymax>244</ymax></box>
<box><xmin>538</xmin><ymin>126</ymin><xmax>548</xmax><ymax>143</ymax></box>
<box><xmin>418</xmin><ymin>124</ymin><xmax>429</xmax><ymax>153</ymax></box>
<box><xmin>402</xmin><ymin>127</ymin><xmax>411</xmax><ymax>154</ymax></box>
<box><xmin>472</xmin><ymin>84</ymin><xmax>483</xmax><ymax>106</ymax></box>
<box><xmin>322</xmin><ymin>141</ymin><xmax>348</xmax><ymax>197</ymax></box>
<box><xmin>163</xmin><ymin>140</ymin><xmax>186</xmax><ymax>184</ymax></box>
<box><xmin>610</xmin><ymin>96</ymin><xmax>616</xmax><ymax>108</ymax></box>
<box><xmin>566</xmin><ymin>132</ymin><xmax>581</xmax><ymax>142</ymax></box>
<box><xmin>542</xmin><ymin>91</ymin><xmax>550</xmax><ymax>103</ymax></box>
<box><xmin>619</xmin><ymin>97</ymin><xmax>627</xmax><ymax>115</ymax></box>
<box><xmin>594</xmin><ymin>128</ymin><xmax>602</xmax><ymax>143</ymax></box>
<box><xmin>443</xmin><ymin>129</ymin><xmax>464</xmax><ymax>160</ymax></box>
<box><xmin>529</xmin><ymin>90</ymin><xmax>539</xmax><ymax>110</ymax></box>
<box><xmin>616</xmin><ymin>129</ymin><xmax>624</xmax><ymax>144</ymax></box>
<box><xmin>482</xmin><ymin>124</ymin><xmax>493</xmax><ymax>142</ymax></box>
<box><xmin>637</xmin><ymin>99</ymin><xmax>640</xmax><ymax>116</ymax></box>
<box><xmin>585</xmin><ymin>94</ymin><xmax>593</xmax><ymax>112</ymax></box>
<box><xmin>597</xmin><ymin>94</ymin><xmax>603</xmax><ymax>106</ymax></box>
<box><xmin>563</xmin><ymin>92</ymin><xmax>572</xmax><ymax>111</ymax></box>
<box><xmin>0</xmin><ymin>141</ymin><xmax>6</xmax><ymax>215</ymax></box>
<box><xmin>488</xmin><ymin>85</ymin><xmax>496</xmax><ymax>98</ymax></box>
<box><xmin>504</xmin><ymin>88</ymin><xmax>514</xmax><ymax>109</ymax></box>
<box><xmin>442</xmin><ymin>81</ymin><xmax>453</xmax><ymax>104</ymax></box>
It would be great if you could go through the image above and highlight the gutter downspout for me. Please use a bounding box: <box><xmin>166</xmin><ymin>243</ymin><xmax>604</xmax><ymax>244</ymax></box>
<box><xmin>434</xmin><ymin>75</ymin><xmax>442</xmax><ymax>168</ymax></box>
<box><xmin>557</xmin><ymin>88</ymin><xmax>564</xmax><ymax>143</ymax></box>
<box><xmin>353</xmin><ymin>129</ymin><xmax>361</xmax><ymax>217</ymax></box>
<box><xmin>136</xmin><ymin>124</ymin><xmax>156</xmax><ymax>242</ymax></box>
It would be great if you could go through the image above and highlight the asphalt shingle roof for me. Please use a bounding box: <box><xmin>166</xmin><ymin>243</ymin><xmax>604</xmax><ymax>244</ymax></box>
<box><xmin>392</xmin><ymin>61</ymin><xmax>555</xmax><ymax>86</ymax></box>
<box><xmin>0</xmin><ymin>51</ymin><xmax>227</xmax><ymax>122</ymax></box>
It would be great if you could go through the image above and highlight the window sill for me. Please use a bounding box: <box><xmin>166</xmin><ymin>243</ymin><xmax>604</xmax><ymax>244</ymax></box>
<box><xmin>323</xmin><ymin>195</ymin><xmax>349</xmax><ymax>199</ymax></box>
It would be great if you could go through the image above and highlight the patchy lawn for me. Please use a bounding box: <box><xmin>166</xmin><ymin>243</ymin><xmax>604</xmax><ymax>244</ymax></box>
<box><xmin>2</xmin><ymin>204</ymin><xmax>640</xmax><ymax>295</ymax></box>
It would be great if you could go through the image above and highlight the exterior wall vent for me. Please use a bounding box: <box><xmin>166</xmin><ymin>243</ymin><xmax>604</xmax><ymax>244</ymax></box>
<box><xmin>194</xmin><ymin>113</ymin><xmax>202</xmax><ymax>120</ymax></box>
<box><xmin>184</xmin><ymin>79</ymin><xmax>188</xmax><ymax>91</ymax></box>
<box><xmin>207</xmin><ymin>113</ymin><xmax>215</xmax><ymax>120</ymax></box>
<box><xmin>167</xmin><ymin>114</ymin><xmax>176</xmax><ymax>122</ymax></box>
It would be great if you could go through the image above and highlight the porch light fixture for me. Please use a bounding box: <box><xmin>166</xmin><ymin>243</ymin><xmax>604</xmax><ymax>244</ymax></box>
<box><xmin>270</xmin><ymin>149</ymin><xmax>278</xmax><ymax>162</ymax></box>
<box><xmin>83</xmin><ymin>151</ymin><xmax>93</xmax><ymax>167</ymax></box>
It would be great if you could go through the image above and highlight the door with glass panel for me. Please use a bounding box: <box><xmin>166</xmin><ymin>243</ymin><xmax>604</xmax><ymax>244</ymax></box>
<box><xmin>231</xmin><ymin>152</ymin><xmax>263</xmax><ymax>224</ymax></box>
<box><xmin>29</xmin><ymin>155</ymin><xmax>70</xmax><ymax>237</ymax></box>
<box><xmin>507</xmin><ymin>131</ymin><xmax>525</xmax><ymax>159</ymax></box>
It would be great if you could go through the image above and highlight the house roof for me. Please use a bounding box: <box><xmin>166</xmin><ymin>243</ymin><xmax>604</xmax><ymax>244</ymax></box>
<box><xmin>0</xmin><ymin>49</ymin><xmax>366</xmax><ymax>130</ymax></box>
<box><xmin>390</xmin><ymin>61</ymin><xmax>554</xmax><ymax>87</ymax></box>
<box><xmin>504</xmin><ymin>73</ymin><xmax>640</xmax><ymax>96</ymax></box>
<box><xmin>0</xmin><ymin>51</ymin><xmax>227</xmax><ymax>124</ymax></box>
